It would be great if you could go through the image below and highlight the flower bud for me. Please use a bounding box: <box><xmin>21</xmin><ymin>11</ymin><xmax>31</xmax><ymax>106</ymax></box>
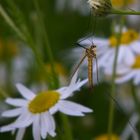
<box><xmin>88</xmin><ymin>0</ymin><xmax>112</xmax><ymax>16</ymax></box>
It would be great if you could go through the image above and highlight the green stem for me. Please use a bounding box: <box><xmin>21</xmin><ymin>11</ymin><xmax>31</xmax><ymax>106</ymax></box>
<box><xmin>33</xmin><ymin>0</ymin><xmax>59</xmax><ymax>89</ymax></box>
<box><xmin>110</xmin><ymin>8</ymin><xmax>140</xmax><ymax>15</ymax></box>
<box><xmin>0</xmin><ymin>5</ymin><xmax>26</xmax><ymax>41</ymax></box>
<box><xmin>0</xmin><ymin>88</ymin><xmax>9</xmax><ymax>98</ymax></box>
<box><xmin>131</xmin><ymin>84</ymin><xmax>140</xmax><ymax>120</ymax></box>
<box><xmin>107</xmin><ymin>19</ymin><xmax>124</xmax><ymax>140</ymax></box>
<box><xmin>60</xmin><ymin>114</ymin><xmax>73</xmax><ymax>140</ymax></box>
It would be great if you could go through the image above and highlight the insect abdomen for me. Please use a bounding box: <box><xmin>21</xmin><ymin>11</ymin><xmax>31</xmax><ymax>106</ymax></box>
<box><xmin>88</xmin><ymin>57</ymin><xmax>93</xmax><ymax>87</ymax></box>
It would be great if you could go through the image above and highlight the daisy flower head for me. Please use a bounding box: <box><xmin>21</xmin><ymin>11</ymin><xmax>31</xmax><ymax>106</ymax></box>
<box><xmin>0</xmin><ymin>71</ymin><xmax>92</xmax><ymax>140</ymax></box>
<box><xmin>115</xmin><ymin>54</ymin><xmax>140</xmax><ymax>85</ymax></box>
<box><xmin>98</xmin><ymin>28</ymin><xmax>140</xmax><ymax>77</ymax></box>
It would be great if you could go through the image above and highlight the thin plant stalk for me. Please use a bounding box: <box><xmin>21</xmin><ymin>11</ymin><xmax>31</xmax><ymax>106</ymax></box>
<box><xmin>110</xmin><ymin>8</ymin><xmax>140</xmax><ymax>15</ymax></box>
<box><xmin>33</xmin><ymin>0</ymin><xmax>59</xmax><ymax>88</ymax></box>
<box><xmin>131</xmin><ymin>83</ymin><xmax>140</xmax><ymax>126</ymax></box>
<box><xmin>60</xmin><ymin>114</ymin><xmax>73</xmax><ymax>140</ymax></box>
<box><xmin>107</xmin><ymin>18</ymin><xmax>124</xmax><ymax>140</ymax></box>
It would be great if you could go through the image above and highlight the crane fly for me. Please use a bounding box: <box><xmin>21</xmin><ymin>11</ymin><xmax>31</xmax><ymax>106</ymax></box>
<box><xmin>72</xmin><ymin>42</ymin><xmax>99</xmax><ymax>88</ymax></box>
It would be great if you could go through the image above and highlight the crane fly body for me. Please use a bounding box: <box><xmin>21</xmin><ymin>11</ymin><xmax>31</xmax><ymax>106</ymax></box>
<box><xmin>72</xmin><ymin>43</ymin><xmax>98</xmax><ymax>88</ymax></box>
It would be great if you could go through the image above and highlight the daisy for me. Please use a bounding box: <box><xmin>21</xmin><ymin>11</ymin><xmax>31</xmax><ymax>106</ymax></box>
<box><xmin>115</xmin><ymin>55</ymin><xmax>140</xmax><ymax>85</ymax></box>
<box><xmin>97</xmin><ymin>28</ymin><xmax>140</xmax><ymax>76</ymax></box>
<box><xmin>0</xmin><ymin>71</ymin><xmax>92</xmax><ymax>140</ymax></box>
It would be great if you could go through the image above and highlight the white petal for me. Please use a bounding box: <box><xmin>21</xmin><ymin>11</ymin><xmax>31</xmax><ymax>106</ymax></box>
<box><xmin>45</xmin><ymin>112</ymin><xmax>56</xmax><ymax>137</ymax></box>
<box><xmin>59</xmin><ymin>100</ymin><xmax>92</xmax><ymax>114</ymax></box>
<box><xmin>116</xmin><ymin>66</ymin><xmax>131</xmax><ymax>75</ymax></box>
<box><xmin>2</xmin><ymin>108</ymin><xmax>22</xmax><ymax>118</ymax></box>
<box><xmin>115</xmin><ymin>71</ymin><xmax>135</xmax><ymax>84</ymax></box>
<box><xmin>58</xmin><ymin>100</ymin><xmax>89</xmax><ymax>116</ymax></box>
<box><xmin>0</xmin><ymin>123</ymin><xmax>16</xmax><ymax>132</ymax></box>
<box><xmin>133</xmin><ymin>71</ymin><xmax>140</xmax><ymax>85</ymax></box>
<box><xmin>6</xmin><ymin>98</ymin><xmax>28</xmax><ymax>107</ymax></box>
<box><xmin>49</xmin><ymin>105</ymin><xmax>58</xmax><ymax>115</ymax></box>
<box><xmin>123</xmin><ymin>48</ymin><xmax>135</xmax><ymax>66</ymax></box>
<box><xmin>130</xmin><ymin>41</ymin><xmax>140</xmax><ymax>54</ymax></box>
<box><xmin>16</xmin><ymin>128</ymin><xmax>26</xmax><ymax>140</ymax></box>
<box><xmin>117</xmin><ymin>46</ymin><xmax>126</xmax><ymax>63</ymax></box>
<box><xmin>40</xmin><ymin>114</ymin><xmax>48</xmax><ymax>139</ymax></box>
<box><xmin>60</xmin><ymin>79</ymin><xmax>88</xmax><ymax>99</ymax></box>
<box><xmin>16</xmin><ymin>83</ymin><xmax>35</xmax><ymax>100</ymax></box>
<box><xmin>70</xmin><ymin>68</ymin><xmax>78</xmax><ymax>85</ymax></box>
<box><xmin>13</xmin><ymin>110</ymin><xmax>34</xmax><ymax>128</ymax></box>
<box><xmin>32</xmin><ymin>115</ymin><xmax>41</xmax><ymax>140</ymax></box>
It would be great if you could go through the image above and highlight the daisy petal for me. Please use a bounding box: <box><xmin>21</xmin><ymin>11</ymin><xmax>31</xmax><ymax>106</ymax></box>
<box><xmin>2</xmin><ymin>108</ymin><xmax>22</xmax><ymax>118</ymax></box>
<box><xmin>60</xmin><ymin>100</ymin><xmax>92</xmax><ymax>113</ymax></box>
<box><xmin>49</xmin><ymin>105</ymin><xmax>58</xmax><ymax>115</ymax></box>
<box><xmin>0</xmin><ymin>123</ymin><xmax>16</xmax><ymax>132</ymax></box>
<box><xmin>6</xmin><ymin>98</ymin><xmax>28</xmax><ymax>107</ymax></box>
<box><xmin>123</xmin><ymin>48</ymin><xmax>135</xmax><ymax>66</ymax></box>
<box><xmin>13</xmin><ymin>111</ymin><xmax>34</xmax><ymax>128</ymax></box>
<box><xmin>16</xmin><ymin>128</ymin><xmax>26</xmax><ymax>140</ymax></box>
<box><xmin>130</xmin><ymin>41</ymin><xmax>140</xmax><ymax>54</ymax></box>
<box><xmin>70</xmin><ymin>69</ymin><xmax>78</xmax><ymax>85</ymax></box>
<box><xmin>33</xmin><ymin>115</ymin><xmax>41</xmax><ymax>140</ymax></box>
<box><xmin>115</xmin><ymin>71</ymin><xmax>135</xmax><ymax>84</ymax></box>
<box><xmin>40</xmin><ymin>113</ymin><xmax>48</xmax><ymax>139</ymax></box>
<box><xmin>58</xmin><ymin>100</ymin><xmax>88</xmax><ymax>116</ymax></box>
<box><xmin>45</xmin><ymin>112</ymin><xmax>56</xmax><ymax>137</ymax></box>
<box><xmin>16</xmin><ymin>83</ymin><xmax>35</xmax><ymax>100</ymax></box>
<box><xmin>60</xmin><ymin>79</ymin><xmax>88</xmax><ymax>99</ymax></box>
<box><xmin>133</xmin><ymin>71</ymin><xmax>140</xmax><ymax>85</ymax></box>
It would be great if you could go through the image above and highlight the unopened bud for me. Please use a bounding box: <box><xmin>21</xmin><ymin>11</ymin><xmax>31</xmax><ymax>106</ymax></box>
<box><xmin>88</xmin><ymin>0</ymin><xmax>112</xmax><ymax>16</ymax></box>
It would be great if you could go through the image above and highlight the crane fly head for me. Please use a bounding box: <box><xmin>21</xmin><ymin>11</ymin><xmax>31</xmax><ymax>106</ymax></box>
<box><xmin>86</xmin><ymin>44</ymin><xmax>96</xmax><ymax>58</ymax></box>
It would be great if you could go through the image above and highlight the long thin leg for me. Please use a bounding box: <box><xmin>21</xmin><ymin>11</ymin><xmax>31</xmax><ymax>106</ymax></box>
<box><xmin>70</xmin><ymin>54</ymin><xmax>87</xmax><ymax>80</ymax></box>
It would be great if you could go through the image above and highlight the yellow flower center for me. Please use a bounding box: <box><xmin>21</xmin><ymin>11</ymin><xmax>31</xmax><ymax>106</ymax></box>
<box><xmin>111</xmin><ymin>0</ymin><xmax>135</xmax><ymax>7</ymax></box>
<box><xmin>109</xmin><ymin>29</ymin><xmax>139</xmax><ymax>47</ymax></box>
<box><xmin>95</xmin><ymin>134</ymin><xmax>120</xmax><ymax>140</ymax></box>
<box><xmin>132</xmin><ymin>55</ymin><xmax>140</xmax><ymax>69</ymax></box>
<box><xmin>28</xmin><ymin>91</ymin><xmax>60</xmax><ymax>114</ymax></box>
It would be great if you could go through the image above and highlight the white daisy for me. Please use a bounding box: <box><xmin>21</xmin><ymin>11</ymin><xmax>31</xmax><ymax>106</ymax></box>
<box><xmin>97</xmin><ymin>28</ymin><xmax>140</xmax><ymax>76</ymax></box>
<box><xmin>0</xmin><ymin>71</ymin><xmax>92</xmax><ymax>140</ymax></box>
<box><xmin>115</xmin><ymin>55</ymin><xmax>140</xmax><ymax>85</ymax></box>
